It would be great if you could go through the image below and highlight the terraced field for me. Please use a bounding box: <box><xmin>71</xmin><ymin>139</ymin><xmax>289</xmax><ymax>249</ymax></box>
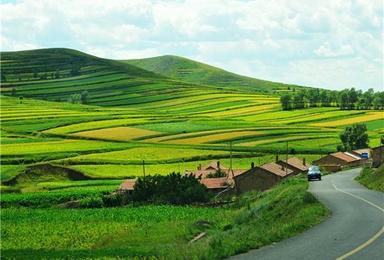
<box><xmin>1</xmin><ymin>48</ymin><xmax>383</xmax><ymax>195</ymax></box>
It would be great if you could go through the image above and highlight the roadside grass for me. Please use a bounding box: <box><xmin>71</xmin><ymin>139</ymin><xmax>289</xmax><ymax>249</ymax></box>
<box><xmin>356</xmin><ymin>165</ymin><xmax>384</xmax><ymax>192</ymax></box>
<box><xmin>175</xmin><ymin>176</ymin><xmax>330</xmax><ymax>259</ymax></box>
<box><xmin>0</xmin><ymin>176</ymin><xmax>329</xmax><ymax>259</ymax></box>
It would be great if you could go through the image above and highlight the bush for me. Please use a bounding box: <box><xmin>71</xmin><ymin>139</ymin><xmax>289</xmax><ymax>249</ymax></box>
<box><xmin>79</xmin><ymin>196</ymin><xmax>104</xmax><ymax>208</ymax></box>
<box><xmin>131</xmin><ymin>173</ymin><xmax>211</xmax><ymax>204</ymax></box>
<box><xmin>103</xmin><ymin>192</ymin><xmax>127</xmax><ymax>207</ymax></box>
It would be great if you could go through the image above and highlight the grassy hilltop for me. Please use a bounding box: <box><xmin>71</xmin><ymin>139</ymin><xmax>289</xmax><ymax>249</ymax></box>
<box><xmin>125</xmin><ymin>55</ymin><xmax>304</xmax><ymax>92</ymax></box>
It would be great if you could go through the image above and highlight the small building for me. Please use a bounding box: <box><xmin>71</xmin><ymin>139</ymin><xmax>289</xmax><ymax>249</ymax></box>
<box><xmin>277</xmin><ymin>157</ymin><xmax>309</xmax><ymax>175</ymax></box>
<box><xmin>118</xmin><ymin>179</ymin><xmax>136</xmax><ymax>193</ymax></box>
<box><xmin>188</xmin><ymin>160</ymin><xmax>245</xmax><ymax>179</ymax></box>
<box><xmin>313</xmin><ymin>151</ymin><xmax>363</xmax><ymax>172</ymax></box>
<box><xmin>233</xmin><ymin>162</ymin><xmax>294</xmax><ymax>193</ymax></box>
<box><xmin>372</xmin><ymin>145</ymin><xmax>384</xmax><ymax>167</ymax></box>
<box><xmin>200</xmin><ymin>177</ymin><xmax>230</xmax><ymax>193</ymax></box>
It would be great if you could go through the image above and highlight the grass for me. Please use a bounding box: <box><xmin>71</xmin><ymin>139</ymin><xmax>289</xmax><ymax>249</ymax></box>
<box><xmin>0</xmin><ymin>176</ymin><xmax>329</xmax><ymax>259</ymax></box>
<box><xmin>356</xmin><ymin>165</ymin><xmax>384</xmax><ymax>192</ymax></box>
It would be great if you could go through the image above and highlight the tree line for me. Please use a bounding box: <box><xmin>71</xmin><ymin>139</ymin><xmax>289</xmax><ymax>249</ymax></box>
<box><xmin>280</xmin><ymin>88</ymin><xmax>384</xmax><ymax>110</ymax></box>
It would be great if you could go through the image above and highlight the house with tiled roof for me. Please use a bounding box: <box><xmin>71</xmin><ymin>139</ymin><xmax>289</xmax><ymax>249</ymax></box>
<box><xmin>188</xmin><ymin>160</ymin><xmax>246</xmax><ymax>180</ymax></box>
<box><xmin>277</xmin><ymin>156</ymin><xmax>309</xmax><ymax>175</ymax></box>
<box><xmin>118</xmin><ymin>179</ymin><xmax>136</xmax><ymax>193</ymax></box>
<box><xmin>233</xmin><ymin>162</ymin><xmax>294</xmax><ymax>193</ymax></box>
<box><xmin>313</xmin><ymin>151</ymin><xmax>365</xmax><ymax>172</ymax></box>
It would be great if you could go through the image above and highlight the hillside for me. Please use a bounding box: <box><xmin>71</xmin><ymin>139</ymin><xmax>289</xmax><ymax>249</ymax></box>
<box><xmin>0</xmin><ymin>49</ymin><xmax>305</xmax><ymax>108</ymax></box>
<box><xmin>0</xmin><ymin>48</ymin><xmax>205</xmax><ymax>107</ymax></box>
<box><xmin>125</xmin><ymin>55</ymin><xmax>305</xmax><ymax>92</ymax></box>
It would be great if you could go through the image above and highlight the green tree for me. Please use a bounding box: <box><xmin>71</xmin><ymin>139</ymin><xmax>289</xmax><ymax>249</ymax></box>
<box><xmin>80</xmin><ymin>90</ymin><xmax>89</xmax><ymax>104</ymax></box>
<box><xmin>320</xmin><ymin>90</ymin><xmax>330</xmax><ymax>107</ymax></box>
<box><xmin>293</xmin><ymin>92</ymin><xmax>305</xmax><ymax>109</ymax></box>
<box><xmin>339</xmin><ymin>90</ymin><xmax>349</xmax><ymax>110</ymax></box>
<box><xmin>340</xmin><ymin>124</ymin><xmax>369</xmax><ymax>151</ymax></box>
<box><xmin>280</xmin><ymin>94</ymin><xmax>292</xmax><ymax>110</ymax></box>
<box><xmin>372</xmin><ymin>92</ymin><xmax>384</xmax><ymax>110</ymax></box>
<box><xmin>306</xmin><ymin>89</ymin><xmax>319</xmax><ymax>107</ymax></box>
<box><xmin>68</xmin><ymin>93</ymin><xmax>81</xmax><ymax>104</ymax></box>
<box><xmin>131</xmin><ymin>173</ymin><xmax>210</xmax><ymax>204</ymax></box>
<box><xmin>11</xmin><ymin>88</ymin><xmax>16</xmax><ymax>96</ymax></box>
<box><xmin>348</xmin><ymin>88</ymin><xmax>358</xmax><ymax>109</ymax></box>
<box><xmin>363</xmin><ymin>89</ymin><xmax>374</xmax><ymax>109</ymax></box>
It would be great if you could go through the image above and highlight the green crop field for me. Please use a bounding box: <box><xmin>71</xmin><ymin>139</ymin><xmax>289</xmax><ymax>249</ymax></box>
<box><xmin>0</xmin><ymin>48</ymin><xmax>382</xmax><ymax>258</ymax></box>
<box><xmin>1</xmin><ymin>49</ymin><xmax>382</xmax><ymax>184</ymax></box>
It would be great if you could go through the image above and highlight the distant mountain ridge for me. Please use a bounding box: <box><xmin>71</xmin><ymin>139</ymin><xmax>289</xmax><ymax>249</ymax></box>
<box><xmin>125</xmin><ymin>55</ymin><xmax>305</xmax><ymax>92</ymax></box>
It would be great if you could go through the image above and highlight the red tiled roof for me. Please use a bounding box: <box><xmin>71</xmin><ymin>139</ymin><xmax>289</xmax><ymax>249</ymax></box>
<box><xmin>189</xmin><ymin>168</ymin><xmax>245</xmax><ymax>179</ymax></box>
<box><xmin>119</xmin><ymin>179</ymin><xmax>136</xmax><ymax>191</ymax></box>
<box><xmin>260</xmin><ymin>162</ymin><xmax>294</xmax><ymax>177</ymax></box>
<box><xmin>279</xmin><ymin>157</ymin><xmax>309</xmax><ymax>171</ymax></box>
<box><xmin>200</xmin><ymin>177</ymin><xmax>229</xmax><ymax>189</ymax></box>
<box><xmin>331</xmin><ymin>152</ymin><xmax>360</xmax><ymax>162</ymax></box>
<box><xmin>201</xmin><ymin>160</ymin><xmax>227</xmax><ymax>171</ymax></box>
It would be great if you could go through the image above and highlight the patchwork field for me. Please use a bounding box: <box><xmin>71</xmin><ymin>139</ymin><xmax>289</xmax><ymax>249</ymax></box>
<box><xmin>0</xmin><ymin>48</ymin><xmax>382</xmax><ymax>258</ymax></box>
<box><xmin>0</xmin><ymin>48</ymin><xmax>382</xmax><ymax>202</ymax></box>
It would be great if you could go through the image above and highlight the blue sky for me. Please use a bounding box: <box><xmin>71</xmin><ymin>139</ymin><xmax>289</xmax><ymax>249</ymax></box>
<box><xmin>1</xmin><ymin>0</ymin><xmax>383</xmax><ymax>90</ymax></box>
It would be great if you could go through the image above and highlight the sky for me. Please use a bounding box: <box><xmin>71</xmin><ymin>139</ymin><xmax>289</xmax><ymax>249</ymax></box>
<box><xmin>1</xmin><ymin>0</ymin><xmax>383</xmax><ymax>91</ymax></box>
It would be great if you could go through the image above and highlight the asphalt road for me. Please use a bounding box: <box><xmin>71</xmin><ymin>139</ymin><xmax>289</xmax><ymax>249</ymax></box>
<box><xmin>230</xmin><ymin>168</ymin><xmax>384</xmax><ymax>260</ymax></box>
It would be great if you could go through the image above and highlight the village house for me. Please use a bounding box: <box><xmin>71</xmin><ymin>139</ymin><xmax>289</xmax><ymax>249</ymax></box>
<box><xmin>118</xmin><ymin>179</ymin><xmax>136</xmax><ymax>193</ymax></box>
<box><xmin>277</xmin><ymin>156</ymin><xmax>309</xmax><ymax>175</ymax></box>
<box><xmin>187</xmin><ymin>160</ymin><xmax>245</xmax><ymax>179</ymax></box>
<box><xmin>200</xmin><ymin>177</ymin><xmax>230</xmax><ymax>193</ymax></box>
<box><xmin>372</xmin><ymin>145</ymin><xmax>384</xmax><ymax>167</ymax></box>
<box><xmin>313</xmin><ymin>151</ymin><xmax>364</xmax><ymax>172</ymax></box>
<box><xmin>233</xmin><ymin>162</ymin><xmax>294</xmax><ymax>193</ymax></box>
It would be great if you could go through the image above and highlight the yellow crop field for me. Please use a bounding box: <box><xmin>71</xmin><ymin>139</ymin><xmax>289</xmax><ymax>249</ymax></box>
<box><xmin>73</xmin><ymin>127</ymin><xmax>161</xmax><ymax>141</ymax></box>
<box><xmin>239</xmin><ymin>134</ymin><xmax>334</xmax><ymax>147</ymax></box>
<box><xmin>44</xmin><ymin>118</ymin><xmax>152</xmax><ymax>134</ymax></box>
<box><xmin>312</xmin><ymin>112</ymin><xmax>384</xmax><ymax>127</ymax></box>
<box><xmin>166</xmin><ymin>130</ymin><xmax>265</xmax><ymax>144</ymax></box>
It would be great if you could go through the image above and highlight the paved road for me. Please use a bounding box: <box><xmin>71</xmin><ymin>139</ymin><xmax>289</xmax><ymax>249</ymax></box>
<box><xmin>231</xmin><ymin>168</ymin><xmax>384</xmax><ymax>260</ymax></box>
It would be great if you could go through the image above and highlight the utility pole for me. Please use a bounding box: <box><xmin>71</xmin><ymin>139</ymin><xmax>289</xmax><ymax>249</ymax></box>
<box><xmin>142</xmin><ymin>160</ymin><xmax>146</xmax><ymax>177</ymax></box>
<box><xmin>286</xmin><ymin>141</ymin><xmax>288</xmax><ymax>176</ymax></box>
<box><xmin>229</xmin><ymin>141</ymin><xmax>233</xmax><ymax>170</ymax></box>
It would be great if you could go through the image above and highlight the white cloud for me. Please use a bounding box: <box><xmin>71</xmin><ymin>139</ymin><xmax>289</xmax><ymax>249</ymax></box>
<box><xmin>314</xmin><ymin>42</ymin><xmax>354</xmax><ymax>57</ymax></box>
<box><xmin>0</xmin><ymin>0</ymin><xmax>382</xmax><ymax>90</ymax></box>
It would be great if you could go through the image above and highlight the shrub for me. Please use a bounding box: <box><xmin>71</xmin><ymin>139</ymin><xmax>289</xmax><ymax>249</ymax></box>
<box><xmin>131</xmin><ymin>172</ymin><xmax>210</xmax><ymax>204</ymax></box>
<box><xmin>78</xmin><ymin>196</ymin><xmax>104</xmax><ymax>208</ymax></box>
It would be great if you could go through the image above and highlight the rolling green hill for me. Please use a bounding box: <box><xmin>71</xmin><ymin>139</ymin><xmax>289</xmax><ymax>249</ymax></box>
<box><xmin>1</xmin><ymin>49</ymin><xmax>305</xmax><ymax>107</ymax></box>
<box><xmin>0</xmin><ymin>48</ymin><xmax>201</xmax><ymax>106</ymax></box>
<box><xmin>125</xmin><ymin>55</ymin><xmax>305</xmax><ymax>92</ymax></box>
